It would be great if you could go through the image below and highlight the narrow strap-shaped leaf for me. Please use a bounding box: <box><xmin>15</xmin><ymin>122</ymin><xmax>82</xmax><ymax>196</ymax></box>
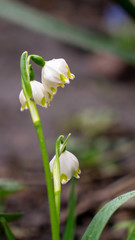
<box><xmin>0</xmin><ymin>0</ymin><xmax>135</xmax><ymax>65</ymax></box>
<box><xmin>82</xmin><ymin>190</ymin><xmax>135</xmax><ymax>240</ymax></box>
<box><xmin>20</xmin><ymin>51</ymin><xmax>32</xmax><ymax>98</ymax></box>
<box><xmin>0</xmin><ymin>217</ymin><xmax>15</xmax><ymax>240</ymax></box>
<box><xmin>63</xmin><ymin>178</ymin><xmax>76</xmax><ymax>240</ymax></box>
<box><xmin>0</xmin><ymin>213</ymin><xmax>23</xmax><ymax>222</ymax></box>
<box><xmin>127</xmin><ymin>228</ymin><xmax>135</xmax><ymax>240</ymax></box>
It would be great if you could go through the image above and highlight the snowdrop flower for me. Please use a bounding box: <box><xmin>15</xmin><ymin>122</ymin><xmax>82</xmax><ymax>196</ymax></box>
<box><xmin>19</xmin><ymin>90</ymin><xmax>29</xmax><ymax>111</ymax></box>
<box><xmin>19</xmin><ymin>80</ymin><xmax>51</xmax><ymax>111</ymax></box>
<box><xmin>50</xmin><ymin>150</ymin><xmax>81</xmax><ymax>184</ymax></box>
<box><xmin>42</xmin><ymin>58</ymin><xmax>75</xmax><ymax>91</ymax></box>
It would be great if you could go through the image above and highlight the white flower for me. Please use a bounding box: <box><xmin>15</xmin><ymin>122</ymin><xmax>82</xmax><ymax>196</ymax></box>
<box><xmin>42</xmin><ymin>58</ymin><xmax>75</xmax><ymax>91</ymax></box>
<box><xmin>49</xmin><ymin>150</ymin><xmax>81</xmax><ymax>184</ymax></box>
<box><xmin>19</xmin><ymin>90</ymin><xmax>29</xmax><ymax>111</ymax></box>
<box><xmin>19</xmin><ymin>80</ymin><xmax>51</xmax><ymax>111</ymax></box>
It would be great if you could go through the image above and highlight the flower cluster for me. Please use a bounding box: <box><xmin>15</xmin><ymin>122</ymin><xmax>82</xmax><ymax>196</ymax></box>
<box><xmin>50</xmin><ymin>149</ymin><xmax>81</xmax><ymax>184</ymax></box>
<box><xmin>19</xmin><ymin>58</ymin><xmax>75</xmax><ymax>111</ymax></box>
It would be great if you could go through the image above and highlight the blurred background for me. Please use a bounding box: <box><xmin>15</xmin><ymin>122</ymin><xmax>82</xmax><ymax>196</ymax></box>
<box><xmin>1</xmin><ymin>0</ymin><xmax>135</xmax><ymax>239</ymax></box>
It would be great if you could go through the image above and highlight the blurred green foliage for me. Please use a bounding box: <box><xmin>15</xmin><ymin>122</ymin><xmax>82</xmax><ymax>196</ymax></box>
<box><xmin>0</xmin><ymin>179</ymin><xmax>24</xmax><ymax>239</ymax></box>
<box><xmin>0</xmin><ymin>178</ymin><xmax>25</xmax><ymax>199</ymax></box>
<box><xmin>63</xmin><ymin>109</ymin><xmax>135</xmax><ymax>176</ymax></box>
<box><xmin>114</xmin><ymin>220</ymin><xmax>135</xmax><ymax>238</ymax></box>
<box><xmin>0</xmin><ymin>0</ymin><xmax>135</xmax><ymax>65</ymax></box>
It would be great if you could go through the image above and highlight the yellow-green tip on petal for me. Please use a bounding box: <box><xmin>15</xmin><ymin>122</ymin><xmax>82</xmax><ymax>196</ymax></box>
<box><xmin>57</xmin><ymin>83</ymin><xmax>65</xmax><ymax>88</ymax></box>
<box><xmin>51</xmin><ymin>87</ymin><xmax>57</xmax><ymax>93</ymax></box>
<box><xmin>60</xmin><ymin>74</ymin><xmax>68</xmax><ymax>83</ymax></box>
<box><xmin>74</xmin><ymin>170</ymin><xmax>80</xmax><ymax>179</ymax></box>
<box><xmin>66</xmin><ymin>65</ymin><xmax>75</xmax><ymax>80</ymax></box>
<box><xmin>41</xmin><ymin>96</ymin><xmax>46</xmax><ymax>106</ymax></box>
<box><xmin>20</xmin><ymin>105</ymin><xmax>24</xmax><ymax>112</ymax></box>
<box><xmin>25</xmin><ymin>102</ymin><xmax>29</xmax><ymax>108</ymax></box>
<box><xmin>70</xmin><ymin>73</ymin><xmax>75</xmax><ymax>80</ymax></box>
<box><xmin>61</xmin><ymin>174</ymin><xmax>68</xmax><ymax>184</ymax></box>
<box><xmin>78</xmin><ymin>168</ymin><xmax>81</xmax><ymax>174</ymax></box>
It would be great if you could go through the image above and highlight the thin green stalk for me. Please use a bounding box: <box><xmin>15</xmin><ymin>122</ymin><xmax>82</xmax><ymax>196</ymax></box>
<box><xmin>34</xmin><ymin>121</ymin><xmax>59</xmax><ymax>240</ymax></box>
<box><xmin>54</xmin><ymin>189</ymin><xmax>61</xmax><ymax>219</ymax></box>
<box><xmin>20</xmin><ymin>51</ymin><xmax>59</xmax><ymax>240</ymax></box>
<box><xmin>53</xmin><ymin>153</ymin><xmax>61</xmax><ymax>220</ymax></box>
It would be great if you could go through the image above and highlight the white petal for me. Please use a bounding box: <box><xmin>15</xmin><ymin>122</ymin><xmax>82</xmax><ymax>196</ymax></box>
<box><xmin>42</xmin><ymin>62</ymin><xmax>62</xmax><ymax>84</ymax></box>
<box><xmin>30</xmin><ymin>80</ymin><xmax>45</xmax><ymax>106</ymax></box>
<box><xmin>49</xmin><ymin>155</ymin><xmax>55</xmax><ymax>173</ymax></box>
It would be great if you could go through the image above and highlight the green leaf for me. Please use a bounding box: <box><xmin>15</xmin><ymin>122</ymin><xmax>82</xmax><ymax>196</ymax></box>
<box><xmin>61</xmin><ymin>134</ymin><xmax>71</xmax><ymax>153</ymax></box>
<box><xmin>127</xmin><ymin>228</ymin><xmax>135</xmax><ymax>240</ymax></box>
<box><xmin>0</xmin><ymin>217</ymin><xmax>16</xmax><ymax>240</ymax></box>
<box><xmin>81</xmin><ymin>190</ymin><xmax>135</xmax><ymax>240</ymax></box>
<box><xmin>63</xmin><ymin>178</ymin><xmax>76</xmax><ymax>240</ymax></box>
<box><xmin>0</xmin><ymin>213</ymin><xmax>23</xmax><ymax>222</ymax></box>
<box><xmin>0</xmin><ymin>0</ymin><xmax>135</xmax><ymax>65</ymax></box>
<box><xmin>20</xmin><ymin>51</ymin><xmax>32</xmax><ymax>98</ymax></box>
<box><xmin>56</xmin><ymin>135</ymin><xmax>64</xmax><ymax>157</ymax></box>
<box><xmin>0</xmin><ymin>179</ymin><xmax>25</xmax><ymax>199</ymax></box>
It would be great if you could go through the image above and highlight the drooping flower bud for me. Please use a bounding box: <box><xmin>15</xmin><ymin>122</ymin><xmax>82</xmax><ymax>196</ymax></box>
<box><xmin>42</xmin><ymin>58</ymin><xmax>75</xmax><ymax>92</ymax></box>
<box><xmin>19</xmin><ymin>90</ymin><xmax>29</xmax><ymax>111</ymax></box>
<box><xmin>19</xmin><ymin>80</ymin><xmax>51</xmax><ymax>111</ymax></box>
<box><xmin>50</xmin><ymin>150</ymin><xmax>81</xmax><ymax>184</ymax></box>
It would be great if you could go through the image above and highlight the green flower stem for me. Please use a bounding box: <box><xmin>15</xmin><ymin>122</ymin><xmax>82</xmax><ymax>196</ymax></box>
<box><xmin>53</xmin><ymin>136</ymin><xmax>62</xmax><ymax>221</ymax></box>
<box><xmin>34</xmin><ymin>121</ymin><xmax>59</xmax><ymax>240</ymax></box>
<box><xmin>22</xmin><ymin>81</ymin><xmax>59</xmax><ymax>240</ymax></box>
<box><xmin>53</xmin><ymin>154</ymin><xmax>61</xmax><ymax>220</ymax></box>
<box><xmin>20</xmin><ymin>51</ymin><xmax>59</xmax><ymax>240</ymax></box>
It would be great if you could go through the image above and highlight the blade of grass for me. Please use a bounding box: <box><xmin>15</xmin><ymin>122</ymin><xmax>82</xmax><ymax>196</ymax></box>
<box><xmin>0</xmin><ymin>0</ymin><xmax>135</xmax><ymax>64</ymax></box>
<box><xmin>127</xmin><ymin>228</ymin><xmax>135</xmax><ymax>240</ymax></box>
<box><xmin>81</xmin><ymin>190</ymin><xmax>135</xmax><ymax>240</ymax></box>
<box><xmin>63</xmin><ymin>178</ymin><xmax>76</xmax><ymax>240</ymax></box>
<box><xmin>0</xmin><ymin>217</ymin><xmax>15</xmax><ymax>240</ymax></box>
<box><xmin>0</xmin><ymin>213</ymin><xmax>23</xmax><ymax>222</ymax></box>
